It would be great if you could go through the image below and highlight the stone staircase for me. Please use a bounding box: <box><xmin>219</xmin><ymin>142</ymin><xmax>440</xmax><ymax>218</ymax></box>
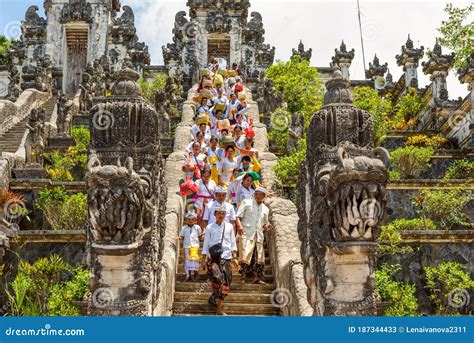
<box><xmin>0</xmin><ymin>96</ymin><xmax>56</xmax><ymax>154</ymax></box>
<box><xmin>172</xmin><ymin>241</ymin><xmax>280</xmax><ymax>316</ymax></box>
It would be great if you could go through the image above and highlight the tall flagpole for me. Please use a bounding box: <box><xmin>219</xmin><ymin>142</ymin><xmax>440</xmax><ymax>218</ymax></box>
<box><xmin>357</xmin><ymin>0</ymin><xmax>368</xmax><ymax>78</ymax></box>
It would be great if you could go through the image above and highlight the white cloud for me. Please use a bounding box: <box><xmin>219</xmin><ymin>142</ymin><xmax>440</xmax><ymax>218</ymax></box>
<box><xmin>125</xmin><ymin>0</ymin><xmax>471</xmax><ymax>97</ymax></box>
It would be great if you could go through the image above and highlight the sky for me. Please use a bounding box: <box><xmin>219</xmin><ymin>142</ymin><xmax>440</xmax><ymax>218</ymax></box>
<box><xmin>0</xmin><ymin>0</ymin><xmax>472</xmax><ymax>98</ymax></box>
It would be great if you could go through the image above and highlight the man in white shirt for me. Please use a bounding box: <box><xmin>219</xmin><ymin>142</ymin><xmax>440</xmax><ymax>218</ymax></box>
<box><xmin>203</xmin><ymin>186</ymin><xmax>236</xmax><ymax>229</ymax></box>
<box><xmin>235</xmin><ymin>186</ymin><xmax>272</xmax><ymax>285</ymax></box>
<box><xmin>201</xmin><ymin>204</ymin><xmax>239</xmax><ymax>315</ymax></box>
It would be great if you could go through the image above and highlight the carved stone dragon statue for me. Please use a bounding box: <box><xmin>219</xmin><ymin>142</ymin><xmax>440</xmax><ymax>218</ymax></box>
<box><xmin>86</xmin><ymin>63</ymin><xmax>166</xmax><ymax>316</ymax></box>
<box><xmin>298</xmin><ymin>70</ymin><xmax>390</xmax><ymax>316</ymax></box>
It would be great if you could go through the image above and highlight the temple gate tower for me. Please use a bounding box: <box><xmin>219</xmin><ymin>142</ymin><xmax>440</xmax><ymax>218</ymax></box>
<box><xmin>163</xmin><ymin>0</ymin><xmax>275</xmax><ymax>84</ymax></box>
<box><xmin>6</xmin><ymin>0</ymin><xmax>149</xmax><ymax>96</ymax></box>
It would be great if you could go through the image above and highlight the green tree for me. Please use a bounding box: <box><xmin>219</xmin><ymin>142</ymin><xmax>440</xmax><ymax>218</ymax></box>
<box><xmin>266</xmin><ymin>55</ymin><xmax>324</xmax><ymax>126</ymax></box>
<box><xmin>392</xmin><ymin>88</ymin><xmax>425</xmax><ymax>129</ymax></box>
<box><xmin>437</xmin><ymin>3</ymin><xmax>474</xmax><ymax>69</ymax></box>
<box><xmin>353</xmin><ymin>87</ymin><xmax>392</xmax><ymax>144</ymax></box>
<box><xmin>0</xmin><ymin>35</ymin><xmax>11</xmax><ymax>65</ymax></box>
<box><xmin>138</xmin><ymin>73</ymin><xmax>167</xmax><ymax>104</ymax></box>
<box><xmin>273</xmin><ymin>138</ymin><xmax>307</xmax><ymax>185</ymax></box>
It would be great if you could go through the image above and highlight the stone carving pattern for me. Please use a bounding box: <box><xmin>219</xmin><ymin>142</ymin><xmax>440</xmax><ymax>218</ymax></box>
<box><xmin>87</xmin><ymin>65</ymin><xmax>166</xmax><ymax>316</ymax></box>
<box><xmin>25</xmin><ymin>108</ymin><xmax>45</xmax><ymax>165</ymax></box>
<box><xmin>297</xmin><ymin>71</ymin><xmax>390</xmax><ymax>316</ymax></box>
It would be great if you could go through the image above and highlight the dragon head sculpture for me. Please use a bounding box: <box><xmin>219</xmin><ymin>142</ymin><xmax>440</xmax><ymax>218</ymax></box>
<box><xmin>314</xmin><ymin>144</ymin><xmax>389</xmax><ymax>243</ymax></box>
<box><xmin>298</xmin><ymin>71</ymin><xmax>390</xmax><ymax>316</ymax></box>
<box><xmin>87</xmin><ymin>154</ymin><xmax>153</xmax><ymax>253</ymax></box>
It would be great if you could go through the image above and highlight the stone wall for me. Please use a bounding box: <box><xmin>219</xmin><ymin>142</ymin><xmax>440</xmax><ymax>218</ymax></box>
<box><xmin>385</xmin><ymin>184</ymin><xmax>474</xmax><ymax>224</ymax></box>
<box><xmin>153</xmin><ymin>87</ymin><xmax>196</xmax><ymax>316</ymax></box>
<box><xmin>244</xmin><ymin>88</ymin><xmax>312</xmax><ymax>316</ymax></box>
<box><xmin>379</xmin><ymin>230</ymin><xmax>474</xmax><ymax>314</ymax></box>
<box><xmin>0</xmin><ymin>89</ymin><xmax>50</xmax><ymax>136</ymax></box>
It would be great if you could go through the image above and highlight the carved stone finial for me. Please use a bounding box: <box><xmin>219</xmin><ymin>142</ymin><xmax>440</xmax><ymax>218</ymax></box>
<box><xmin>292</xmin><ymin>40</ymin><xmax>312</xmax><ymax>62</ymax></box>
<box><xmin>396</xmin><ymin>34</ymin><xmax>424</xmax><ymax>89</ymax></box>
<box><xmin>365</xmin><ymin>54</ymin><xmax>388</xmax><ymax>80</ymax></box>
<box><xmin>331</xmin><ymin>40</ymin><xmax>355</xmax><ymax>80</ymax></box>
<box><xmin>396</xmin><ymin>34</ymin><xmax>424</xmax><ymax>68</ymax></box>
<box><xmin>422</xmin><ymin>41</ymin><xmax>455</xmax><ymax>75</ymax></box>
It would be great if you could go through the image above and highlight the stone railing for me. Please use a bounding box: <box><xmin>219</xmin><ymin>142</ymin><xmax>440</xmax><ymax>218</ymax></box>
<box><xmin>0</xmin><ymin>89</ymin><xmax>50</xmax><ymax>136</ymax></box>
<box><xmin>153</xmin><ymin>87</ymin><xmax>196</xmax><ymax>315</ymax></box>
<box><xmin>244</xmin><ymin>87</ymin><xmax>312</xmax><ymax>316</ymax></box>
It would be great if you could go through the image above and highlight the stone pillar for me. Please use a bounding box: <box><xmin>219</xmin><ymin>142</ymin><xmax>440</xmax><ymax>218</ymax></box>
<box><xmin>298</xmin><ymin>71</ymin><xmax>390</xmax><ymax>316</ymax></box>
<box><xmin>396</xmin><ymin>35</ymin><xmax>424</xmax><ymax>90</ymax></box>
<box><xmin>86</xmin><ymin>62</ymin><xmax>166</xmax><ymax>316</ymax></box>
<box><xmin>422</xmin><ymin>41</ymin><xmax>455</xmax><ymax>103</ymax></box>
<box><xmin>330</xmin><ymin>41</ymin><xmax>355</xmax><ymax>80</ymax></box>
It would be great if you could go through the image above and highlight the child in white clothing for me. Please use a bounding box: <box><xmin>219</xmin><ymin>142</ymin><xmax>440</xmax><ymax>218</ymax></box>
<box><xmin>178</xmin><ymin>212</ymin><xmax>203</xmax><ymax>281</ymax></box>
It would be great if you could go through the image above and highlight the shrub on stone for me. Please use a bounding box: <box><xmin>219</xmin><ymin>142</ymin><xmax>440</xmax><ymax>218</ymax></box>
<box><xmin>375</xmin><ymin>264</ymin><xmax>419</xmax><ymax>316</ymax></box>
<box><xmin>444</xmin><ymin>159</ymin><xmax>474</xmax><ymax>181</ymax></box>
<box><xmin>405</xmin><ymin>134</ymin><xmax>448</xmax><ymax>149</ymax></box>
<box><xmin>36</xmin><ymin>187</ymin><xmax>88</xmax><ymax>231</ymax></box>
<box><xmin>415</xmin><ymin>189</ymin><xmax>472</xmax><ymax>230</ymax></box>
<box><xmin>390</xmin><ymin>146</ymin><xmax>434</xmax><ymax>179</ymax></box>
<box><xmin>389</xmin><ymin>170</ymin><xmax>401</xmax><ymax>181</ymax></box>
<box><xmin>389</xmin><ymin>218</ymin><xmax>437</xmax><ymax>231</ymax></box>
<box><xmin>5</xmin><ymin>255</ymin><xmax>88</xmax><ymax>316</ymax></box>
<box><xmin>43</xmin><ymin>128</ymin><xmax>89</xmax><ymax>181</ymax></box>
<box><xmin>424</xmin><ymin>262</ymin><xmax>474</xmax><ymax>315</ymax></box>
<box><xmin>392</xmin><ymin>88</ymin><xmax>425</xmax><ymax>130</ymax></box>
<box><xmin>71</xmin><ymin>126</ymin><xmax>91</xmax><ymax>151</ymax></box>
<box><xmin>48</xmin><ymin>266</ymin><xmax>90</xmax><ymax>316</ymax></box>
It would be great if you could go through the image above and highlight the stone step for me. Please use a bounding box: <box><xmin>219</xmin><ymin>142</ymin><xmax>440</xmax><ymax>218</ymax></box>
<box><xmin>172</xmin><ymin>302</ymin><xmax>280</xmax><ymax>316</ymax></box>
<box><xmin>178</xmin><ymin>255</ymin><xmax>271</xmax><ymax>264</ymax></box>
<box><xmin>0</xmin><ymin>96</ymin><xmax>57</xmax><ymax>154</ymax></box>
<box><xmin>174</xmin><ymin>291</ymin><xmax>272</xmax><ymax>304</ymax></box>
<box><xmin>175</xmin><ymin>281</ymin><xmax>274</xmax><ymax>293</ymax></box>
<box><xmin>177</xmin><ymin>263</ymin><xmax>273</xmax><ymax>274</ymax></box>
<box><xmin>176</xmin><ymin>273</ymin><xmax>274</xmax><ymax>283</ymax></box>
